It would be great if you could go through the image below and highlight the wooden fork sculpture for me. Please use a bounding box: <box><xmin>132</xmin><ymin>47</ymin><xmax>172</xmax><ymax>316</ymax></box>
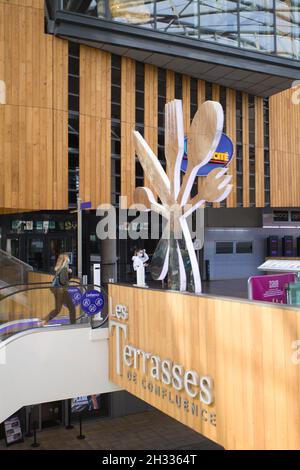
<box><xmin>133</xmin><ymin>99</ymin><xmax>233</xmax><ymax>294</ymax></box>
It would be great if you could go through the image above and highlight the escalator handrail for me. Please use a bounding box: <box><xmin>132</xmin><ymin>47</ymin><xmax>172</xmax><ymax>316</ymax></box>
<box><xmin>0</xmin><ymin>248</ymin><xmax>33</xmax><ymax>271</ymax></box>
<box><xmin>0</xmin><ymin>282</ymin><xmax>87</xmax><ymax>302</ymax></box>
<box><xmin>0</xmin><ymin>283</ymin><xmax>109</xmax><ymax>329</ymax></box>
<box><xmin>0</xmin><ymin>279</ymin><xmax>82</xmax><ymax>294</ymax></box>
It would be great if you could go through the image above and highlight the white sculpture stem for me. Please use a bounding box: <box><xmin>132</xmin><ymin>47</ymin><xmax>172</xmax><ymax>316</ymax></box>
<box><xmin>180</xmin><ymin>216</ymin><xmax>202</xmax><ymax>294</ymax></box>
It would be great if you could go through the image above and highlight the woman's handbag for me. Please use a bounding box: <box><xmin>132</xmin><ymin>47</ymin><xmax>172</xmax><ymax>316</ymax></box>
<box><xmin>51</xmin><ymin>261</ymin><xmax>69</xmax><ymax>290</ymax></box>
<box><xmin>58</xmin><ymin>267</ymin><xmax>69</xmax><ymax>287</ymax></box>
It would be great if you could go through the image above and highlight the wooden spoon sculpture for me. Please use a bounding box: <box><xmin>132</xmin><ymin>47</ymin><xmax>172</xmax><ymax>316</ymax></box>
<box><xmin>178</xmin><ymin>101</ymin><xmax>224</xmax><ymax>207</ymax></box>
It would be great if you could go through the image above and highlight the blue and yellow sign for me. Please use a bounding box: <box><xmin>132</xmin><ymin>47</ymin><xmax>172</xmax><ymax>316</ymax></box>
<box><xmin>181</xmin><ymin>133</ymin><xmax>234</xmax><ymax>176</ymax></box>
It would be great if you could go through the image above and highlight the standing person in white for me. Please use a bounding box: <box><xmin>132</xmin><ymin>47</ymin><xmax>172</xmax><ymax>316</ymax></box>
<box><xmin>132</xmin><ymin>249</ymin><xmax>149</xmax><ymax>287</ymax></box>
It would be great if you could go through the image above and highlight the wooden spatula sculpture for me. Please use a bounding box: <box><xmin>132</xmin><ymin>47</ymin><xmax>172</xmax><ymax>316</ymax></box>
<box><xmin>133</xmin><ymin>186</ymin><xmax>169</xmax><ymax>220</ymax></box>
<box><xmin>184</xmin><ymin>168</ymin><xmax>233</xmax><ymax>218</ymax></box>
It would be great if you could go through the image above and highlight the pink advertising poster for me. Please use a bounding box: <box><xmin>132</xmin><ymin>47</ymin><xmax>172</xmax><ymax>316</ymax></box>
<box><xmin>248</xmin><ymin>273</ymin><xmax>296</xmax><ymax>304</ymax></box>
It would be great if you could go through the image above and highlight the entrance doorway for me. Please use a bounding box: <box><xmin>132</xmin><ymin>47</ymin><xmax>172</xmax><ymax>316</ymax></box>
<box><xmin>27</xmin><ymin>237</ymin><xmax>45</xmax><ymax>271</ymax></box>
<box><xmin>6</xmin><ymin>234</ymin><xmax>74</xmax><ymax>273</ymax></box>
<box><xmin>26</xmin><ymin>235</ymin><xmax>74</xmax><ymax>272</ymax></box>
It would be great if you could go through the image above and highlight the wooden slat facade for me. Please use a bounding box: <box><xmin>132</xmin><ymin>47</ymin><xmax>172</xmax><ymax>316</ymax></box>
<box><xmin>109</xmin><ymin>283</ymin><xmax>300</xmax><ymax>450</ymax></box>
<box><xmin>166</xmin><ymin>70</ymin><xmax>175</xmax><ymax>103</ymax></box>
<box><xmin>269</xmin><ymin>88</ymin><xmax>300</xmax><ymax>207</ymax></box>
<box><xmin>1</xmin><ymin>3</ymin><xmax>299</xmax><ymax>212</ymax></box>
<box><xmin>225</xmin><ymin>89</ymin><xmax>237</xmax><ymax>208</ymax></box>
<box><xmin>144</xmin><ymin>64</ymin><xmax>158</xmax><ymax>197</ymax></box>
<box><xmin>242</xmin><ymin>93</ymin><xmax>250</xmax><ymax>208</ymax></box>
<box><xmin>165</xmin><ymin>70</ymin><xmax>175</xmax><ymax>185</ymax></box>
<box><xmin>255</xmin><ymin>96</ymin><xmax>265</xmax><ymax>207</ymax></box>
<box><xmin>79</xmin><ymin>46</ymin><xmax>111</xmax><ymax>208</ymax></box>
<box><xmin>77</xmin><ymin>56</ymin><xmax>299</xmax><ymax>211</ymax></box>
<box><xmin>182</xmin><ymin>75</ymin><xmax>191</xmax><ymax>134</ymax></box>
<box><xmin>120</xmin><ymin>57</ymin><xmax>136</xmax><ymax>208</ymax></box>
<box><xmin>212</xmin><ymin>84</ymin><xmax>220</xmax><ymax>209</ymax></box>
<box><xmin>0</xmin><ymin>0</ymin><xmax>68</xmax><ymax>211</ymax></box>
<box><xmin>197</xmin><ymin>80</ymin><xmax>206</xmax><ymax>197</ymax></box>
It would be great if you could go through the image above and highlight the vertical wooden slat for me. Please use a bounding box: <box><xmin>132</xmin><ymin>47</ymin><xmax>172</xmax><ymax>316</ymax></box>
<box><xmin>198</xmin><ymin>80</ymin><xmax>206</xmax><ymax>106</ymax></box>
<box><xmin>165</xmin><ymin>70</ymin><xmax>175</xmax><ymax>183</ymax></box>
<box><xmin>197</xmin><ymin>80</ymin><xmax>206</xmax><ymax>197</ymax></box>
<box><xmin>182</xmin><ymin>75</ymin><xmax>191</xmax><ymax>133</ymax></box>
<box><xmin>4</xmin><ymin>105</ymin><xmax>12</xmax><ymax>208</ymax></box>
<box><xmin>212</xmin><ymin>84</ymin><xmax>220</xmax><ymax>209</ymax></box>
<box><xmin>226</xmin><ymin>89</ymin><xmax>237</xmax><ymax>208</ymax></box>
<box><xmin>0</xmin><ymin>106</ymin><xmax>4</xmax><ymax>206</ymax></box>
<box><xmin>242</xmin><ymin>93</ymin><xmax>249</xmax><ymax>208</ymax></box>
<box><xmin>144</xmin><ymin>64</ymin><xmax>158</xmax><ymax>196</ymax></box>
<box><xmin>121</xmin><ymin>57</ymin><xmax>136</xmax><ymax>208</ymax></box>
<box><xmin>79</xmin><ymin>47</ymin><xmax>111</xmax><ymax>208</ymax></box>
<box><xmin>99</xmin><ymin>51</ymin><xmax>111</xmax><ymax>206</ymax></box>
<box><xmin>212</xmin><ymin>84</ymin><xmax>220</xmax><ymax>102</ymax></box>
<box><xmin>269</xmin><ymin>88</ymin><xmax>300</xmax><ymax>207</ymax></box>
<box><xmin>255</xmin><ymin>96</ymin><xmax>265</xmax><ymax>207</ymax></box>
<box><xmin>32</xmin><ymin>107</ymin><xmax>40</xmax><ymax>210</ymax></box>
<box><xmin>166</xmin><ymin>70</ymin><xmax>175</xmax><ymax>103</ymax></box>
<box><xmin>18</xmin><ymin>105</ymin><xmax>26</xmax><ymax>209</ymax></box>
<box><xmin>52</xmin><ymin>37</ymin><xmax>68</xmax><ymax>210</ymax></box>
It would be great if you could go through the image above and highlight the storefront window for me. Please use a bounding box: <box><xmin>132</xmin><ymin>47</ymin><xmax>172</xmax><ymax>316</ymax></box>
<box><xmin>216</xmin><ymin>241</ymin><xmax>234</xmax><ymax>254</ymax></box>
<box><xmin>236</xmin><ymin>241</ymin><xmax>253</xmax><ymax>254</ymax></box>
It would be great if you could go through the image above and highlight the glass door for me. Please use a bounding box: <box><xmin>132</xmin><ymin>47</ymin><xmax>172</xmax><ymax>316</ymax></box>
<box><xmin>6</xmin><ymin>236</ymin><xmax>21</xmax><ymax>259</ymax></box>
<box><xmin>48</xmin><ymin>237</ymin><xmax>67</xmax><ymax>272</ymax></box>
<box><xmin>26</xmin><ymin>237</ymin><xmax>45</xmax><ymax>271</ymax></box>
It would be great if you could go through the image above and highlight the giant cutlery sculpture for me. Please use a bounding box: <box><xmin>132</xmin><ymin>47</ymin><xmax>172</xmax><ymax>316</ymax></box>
<box><xmin>133</xmin><ymin>99</ymin><xmax>234</xmax><ymax>294</ymax></box>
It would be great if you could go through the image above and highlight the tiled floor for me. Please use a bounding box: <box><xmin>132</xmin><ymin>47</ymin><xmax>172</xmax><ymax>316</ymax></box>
<box><xmin>0</xmin><ymin>410</ymin><xmax>223</xmax><ymax>451</ymax></box>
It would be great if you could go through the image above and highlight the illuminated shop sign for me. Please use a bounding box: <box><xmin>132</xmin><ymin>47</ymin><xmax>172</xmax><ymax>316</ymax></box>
<box><xmin>181</xmin><ymin>133</ymin><xmax>234</xmax><ymax>176</ymax></box>
<box><xmin>110</xmin><ymin>305</ymin><xmax>216</xmax><ymax>426</ymax></box>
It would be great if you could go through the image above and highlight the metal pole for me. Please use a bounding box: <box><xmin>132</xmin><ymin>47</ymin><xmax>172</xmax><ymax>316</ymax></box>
<box><xmin>31</xmin><ymin>421</ymin><xmax>40</xmax><ymax>448</ymax></box>
<box><xmin>77</xmin><ymin>196</ymin><xmax>83</xmax><ymax>281</ymax></box>
<box><xmin>77</xmin><ymin>413</ymin><xmax>85</xmax><ymax>440</ymax></box>
<box><xmin>65</xmin><ymin>400</ymin><xmax>74</xmax><ymax>430</ymax></box>
<box><xmin>25</xmin><ymin>407</ymin><xmax>33</xmax><ymax>438</ymax></box>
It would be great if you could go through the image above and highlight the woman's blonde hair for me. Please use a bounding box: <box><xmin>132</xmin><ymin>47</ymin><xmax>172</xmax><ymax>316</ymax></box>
<box><xmin>55</xmin><ymin>253</ymin><xmax>69</xmax><ymax>272</ymax></box>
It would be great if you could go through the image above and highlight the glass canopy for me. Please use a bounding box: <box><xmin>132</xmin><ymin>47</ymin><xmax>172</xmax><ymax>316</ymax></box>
<box><xmin>60</xmin><ymin>0</ymin><xmax>300</xmax><ymax>60</ymax></box>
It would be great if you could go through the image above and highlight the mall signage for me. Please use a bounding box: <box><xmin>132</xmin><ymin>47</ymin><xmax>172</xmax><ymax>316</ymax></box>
<box><xmin>248</xmin><ymin>273</ymin><xmax>296</xmax><ymax>303</ymax></box>
<box><xmin>110</xmin><ymin>304</ymin><xmax>216</xmax><ymax>427</ymax></box>
<box><xmin>181</xmin><ymin>133</ymin><xmax>234</xmax><ymax>176</ymax></box>
<box><xmin>68</xmin><ymin>287</ymin><xmax>82</xmax><ymax>306</ymax></box>
<box><xmin>81</xmin><ymin>290</ymin><xmax>104</xmax><ymax>316</ymax></box>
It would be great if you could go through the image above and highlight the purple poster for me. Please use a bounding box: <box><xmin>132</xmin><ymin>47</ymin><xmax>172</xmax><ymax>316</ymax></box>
<box><xmin>248</xmin><ymin>273</ymin><xmax>296</xmax><ymax>304</ymax></box>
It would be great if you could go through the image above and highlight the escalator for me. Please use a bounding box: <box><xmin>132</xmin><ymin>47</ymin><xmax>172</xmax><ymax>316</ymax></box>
<box><xmin>0</xmin><ymin>248</ymin><xmax>33</xmax><ymax>293</ymax></box>
<box><xmin>0</xmin><ymin>282</ymin><xmax>120</xmax><ymax>423</ymax></box>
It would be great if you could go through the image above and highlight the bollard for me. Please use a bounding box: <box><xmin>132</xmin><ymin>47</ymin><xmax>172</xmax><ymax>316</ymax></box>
<box><xmin>77</xmin><ymin>413</ymin><xmax>85</xmax><ymax>440</ymax></box>
<box><xmin>30</xmin><ymin>421</ymin><xmax>40</xmax><ymax>448</ymax></box>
